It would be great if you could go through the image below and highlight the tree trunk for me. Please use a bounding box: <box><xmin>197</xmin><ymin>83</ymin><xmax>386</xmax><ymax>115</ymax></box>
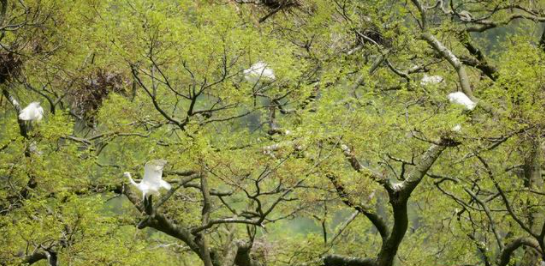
<box><xmin>520</xmin><ymin>136</ymin><xmax>543</xmax><ymax>266</ymax></box>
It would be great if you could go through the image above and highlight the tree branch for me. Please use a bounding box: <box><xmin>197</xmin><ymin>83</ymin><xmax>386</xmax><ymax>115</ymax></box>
<box><xmin>497</xmin><ymin>237</ymin><xmax>540</xmax><ymax>266</ymax></box>
<box><xmin>2</xmin><ymin>88</ymin><xmax>28</xmax><ymax>138</ymax></box>
<box><xmin>326</xmin><ymin>173</ymin><xmax>389</xmax><ymax>240</ymax></box>
<box><xmin>400</xmin><ymin>139</ymin><xmax>451</xmax><ymax>198</ymax></box>
<box><xmin>323</xmin><ymin>254</ymin><xmax>376</xmax><ymax>266</ymax></box>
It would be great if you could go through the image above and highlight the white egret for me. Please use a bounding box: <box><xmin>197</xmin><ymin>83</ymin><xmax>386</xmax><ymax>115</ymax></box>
<box><xmin>18</xmin><ymin>102</ymin><xmax>44</xmax><ymax>121</ymax></box>
<box><xmin>452</xmin><ymin>124</ymin><xmax>462</xmax><ymax>132</ymax></box>
<box><xmin>447</xmin><ymin>92</ymin><xmax>477</xmax><ymax>110</ymax></box>
<box><xmin>124</xmin><ymin>160</ymin><xmax>171</xmax><ymax>200</ymax></box>
<box><xmin>244</xmin><ymin>62</ymin><xmax>275</xmax><ymax>84</ymax></box>
<box><xmin>420</xmin><ymin>74</ymin><xmax>443</xmax><ymax>86</ymax></box>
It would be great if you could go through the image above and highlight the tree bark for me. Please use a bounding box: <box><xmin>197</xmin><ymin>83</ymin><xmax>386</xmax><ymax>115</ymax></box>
<box><xmin>520</xmin><ymin>136</ymin><xmax>543</xmax><ymax>266</ymax></box>
<box><xmin>2</xmin><ymin>88</ymin><xmax>28</xmax><ymax>138</ymax></box>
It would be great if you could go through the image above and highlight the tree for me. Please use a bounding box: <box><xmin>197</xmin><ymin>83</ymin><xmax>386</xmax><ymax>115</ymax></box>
<box><xmin>2</xmin><ymin>0</ymin><xmax>545</xmax><ymax>266</ymax></box>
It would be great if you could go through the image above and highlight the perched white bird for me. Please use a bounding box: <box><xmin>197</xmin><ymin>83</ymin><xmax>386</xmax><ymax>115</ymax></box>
<box><xmin>447</xmin><ymin>92</ymin><xmax>477</xmax><ymax>110</ymax></box>
<box><xmin>244</xmin><ymin>62</ymin><xmax>275</xmax><ymax>84</ymax></box>
<box><xmin>452</xmin><ymin>124</ymin><xmax>462</xmax><ymax>132</ymax></box>
<box><xmin>420</xmin><ymin>74</ymin><xmax>444</xmax><ymax>86</ymax></box>
<box><xmin>18</xmin><ymin>102</ymin><xmax>44</xmax><ymax>121</ymax></box>
<box><xmin>124</xmin><ymin>160</ymin><xmax>171</xmax><ymax>200</ymax></box>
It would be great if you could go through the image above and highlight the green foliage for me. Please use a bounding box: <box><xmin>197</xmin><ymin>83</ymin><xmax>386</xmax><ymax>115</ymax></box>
<box><xmin>3</xmin><ymin>0</ymin><xmax>545</xmax><ymax>266</ymax></box>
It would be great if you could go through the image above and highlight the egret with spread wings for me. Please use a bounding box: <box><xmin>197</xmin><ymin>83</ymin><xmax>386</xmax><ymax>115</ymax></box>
<box><xmin>124</xmin><ymin>160</ymin><xmax>171</xmax><ymax>200</ymax></box>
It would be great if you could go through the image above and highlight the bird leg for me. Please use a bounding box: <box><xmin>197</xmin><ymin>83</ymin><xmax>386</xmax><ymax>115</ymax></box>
<box><xmin>137</xmin><ymin>196</ymin><xmax>156</xmax><ymax>229</ymax></box>
<box><xmin>144</xmin><ymin>195</ymin><xmax>154</xmax><ymax>215</ymax></box>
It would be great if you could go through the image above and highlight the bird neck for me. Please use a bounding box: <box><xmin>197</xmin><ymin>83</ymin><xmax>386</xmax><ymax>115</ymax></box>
<box><xmin>126</xmin><ymin>173</ymin><xmax>138</xmax><ymax>186</ymax></box>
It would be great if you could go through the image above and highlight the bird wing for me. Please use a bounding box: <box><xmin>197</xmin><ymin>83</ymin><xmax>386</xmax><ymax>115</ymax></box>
<box><xmin>19</xmin><ymin>110</ymin><xmax>31</xmax><ymax>120</ymax></box>
<box><xmin>28</xmin><ymin>102</ymin><xmax>40</xmax><ymax>120</ymax></box>
<box><xmin>35</xmin><ymin>106</ymin><xmax>44</xmax><ymax>121</ymax></box>
<box><xmin>142</xmin><ymin>160</ymin><xmax>167</xmax><ymax>187</ymax></box>
<box><xmin>160</xmin><ymin>180</ymin><xmax>171</xmax><ymax>190</ymax></box>
<box><xmin>19</xmin><ymin>105</ymin><xmax>32</xmax><ymax>120</ymax></box>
